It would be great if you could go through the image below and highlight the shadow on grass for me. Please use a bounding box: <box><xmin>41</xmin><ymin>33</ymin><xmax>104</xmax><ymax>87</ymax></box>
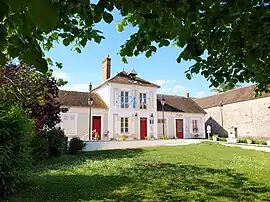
<box><xmin>12</xmin><ymin>163</ymin><xmax>270</xmax><ymax>201</ymax></box>
<box><xmin>35</xmin><ymin>148</ymin><xmax>144</xmax><ymax>172</ymax></box>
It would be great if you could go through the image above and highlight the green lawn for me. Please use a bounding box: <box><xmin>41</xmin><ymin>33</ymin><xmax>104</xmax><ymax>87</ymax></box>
<box><xmin>11</xmin><ymin>142</ymin><xmax>270</xmax><ymax>202</ymax></box>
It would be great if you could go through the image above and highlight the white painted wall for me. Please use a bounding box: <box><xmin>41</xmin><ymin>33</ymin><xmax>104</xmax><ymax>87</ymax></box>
<box><xmin>107</xmin><ymin>83</ymin><xmax>158</xmax><ymax>139</ymax></box>
<box><xmin>157</xmin><ymin>111</ymin><xmax>205</xmax><ymax>139</ymax></box>
<box><xmin>60</xmin><ymin>106</ymin><xmax>108</xmax><ymax>140</ymax></box>
<box><xmin>94</xmin><ymin>84</ymin><xmax>110</xmax><ymax>107</ymax></box>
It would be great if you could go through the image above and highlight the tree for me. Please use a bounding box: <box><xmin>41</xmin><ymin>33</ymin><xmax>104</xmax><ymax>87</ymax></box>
<box><xmin>0</xmin><ymin>63</ymin><xmax>67</xmax><ymax>131</ymax></box>
<box><xmin>1</xmin><ymin>0</ymin><xmax>269</xmax><ymax>93</ymax></box>
<box><xmin>211</xmin><ymin>83</ymin><xmax>242</xmax><ymax>93</ymax></box>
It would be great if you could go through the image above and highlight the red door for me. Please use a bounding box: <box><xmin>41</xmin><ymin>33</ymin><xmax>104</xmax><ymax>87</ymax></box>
<box><xmin>92</xmin><ymin>116</ymin><xmax>101</xmax><ymax>140</ymax></box>
<box><xmin>176</xmin><ymin>119</ymin><xmax>184</xmax><ymax>138</ymax></box>
<box><xmin>140</xmin><ymin>118</ymin><xmax>147</xmax><ymax>140</ymax></box>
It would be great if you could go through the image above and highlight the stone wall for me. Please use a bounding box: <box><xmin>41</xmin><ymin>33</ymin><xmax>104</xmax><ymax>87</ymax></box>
<box><xmin>204</xmin><ymin>97</ymin><xmax>270</xmax><ymax>139</ymax></box>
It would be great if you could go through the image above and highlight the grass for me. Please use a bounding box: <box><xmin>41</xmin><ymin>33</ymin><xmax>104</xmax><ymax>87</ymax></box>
<box><xmin>10</xmin><ymin>142</ymin><xmax>270</xmax><ymax>202</ymax></box>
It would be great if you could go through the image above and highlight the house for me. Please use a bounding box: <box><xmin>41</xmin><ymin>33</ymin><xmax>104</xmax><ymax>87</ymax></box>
<box><xmin>58</xmin><ymin>56</ymin><xmax>206</xmax><ymax>140</ymax></box>
<box><xmin>195</xmin><ymin>85</ymin><xmax>270</xmax><ymax>139</ymax></box>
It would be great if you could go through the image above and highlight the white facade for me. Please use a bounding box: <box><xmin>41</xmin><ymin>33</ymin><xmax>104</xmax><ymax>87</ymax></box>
<box><xmin>60</xmin><ymin>82</ymin><xmax>205</xmax><ymax>141</ymax></box>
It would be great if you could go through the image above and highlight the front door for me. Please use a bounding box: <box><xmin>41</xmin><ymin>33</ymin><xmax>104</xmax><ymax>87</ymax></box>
<box><xmin>176</xmin><ymin>119</ymin><xmax>184</xmax><ymax>138</ymax></box>
<box><xmin>140</xmin><ymin>118</ymin><xmax>147</xmax><ymax>140</ymax></box>
<box><xmin>92</xmin><ymin>116</ymin><xmax>101</xmax><ymax>140</ymax></box>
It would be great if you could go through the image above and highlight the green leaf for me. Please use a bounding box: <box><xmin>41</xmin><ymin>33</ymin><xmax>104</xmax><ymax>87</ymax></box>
<box><xmin>186</xmin><ymin>73</ymin><xmax>192</xmax><ymax>80</ymax></box>
<box><xmin>106</xmin><ymin>2</ymin><xmax>114</xmax><ymax>11</ymax></box>
<box><xmin>94</xmin><ymin>36</ymin><xmax>102</xmax><ymax>44</ymax></box>
<box><xmin>55</xmin><ymin>62</ymin><xmax>63</xmax><ymax>69</ymax></box>
<box><xmin>28</xmin><ymin>0</ymin><xmax>59</xmax><ymax>33</ymax></box>
<box><xmin>145</xmin><ymin>50</ymin><xmax>152</xmax><ymax>58</ymax></box>
<box><xmin>80</xmin><ymin>38</ymin><xmax>87</xmax><ymax>47</ymax></box>
<box><xmin>4</xmin><ymin>0</ymin><xmax>26</xmax><ymax>9</ymax></box>
<box><xmin>116</xmin><ymin>24</ymin><xmax>124</xmax><ymax>32</ymax></box>
<box><xmin>103</xmin><ymin>12</ymin><xmax>113</xmax><ymax>24</ymax></box>
<box><xmin>63</xmin><ymin>38</ymin><xmax>70</xmax><ymax>46</ymax></box>
<box><xmin>36</xmin><ymin>58</ymin><xmax>48</xmax><ymax>73</ymax></box>
<box><xmin>150</xmin><ymin>46</ymin><xmax>157</xmax><ymax>52</ymax></box>
<box><xmin>122</xmin><ymin>57</ymin><xmax>128</xmax><ymax>64</ymax></box>
<box><xmin>75</xmin><ymin>47</ymin><xmax>82</xmax><ymax>53</ymax></box>
<box><xmin>176</xmin><ymin>55</ymin><xmax>181</xmax><ymax>63</ymax></box>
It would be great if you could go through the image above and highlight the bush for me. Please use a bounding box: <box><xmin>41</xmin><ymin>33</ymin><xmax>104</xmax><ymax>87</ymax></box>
<box><xmin>69</xmin><ymin>137</ymin><xmax>86</xmax><ymax>154</ymax></box>
<box><xmin>30</xmin><ymin>132</ymin><xmax>49</xmax><ymax>163</ymax></box>
<box><xmin>239</xmin><ymin>138</ymin><xmax>247</xmax><ymax>143</ymax></box>
<box><xmin>0</xmin><ymin>103</ymin><xmax>33</xmax><ymax>198</ymax></box>
<box><xmin>47</xmin><ymin>127</ymin><xmax>67</xmax><ymax>157</ymax></box>
<box><xmin>218</xmin><ymin>137</ymin><xmax>227</xmax><ymax>142</ymax></box>
<box><xmin>161</xmin><ymin>135</ymin><xmax>168</xmax><ymax>140</ymax></box>
<box><xmin>254</xmin><ymin>139</ymin><xmax>267</xmax><ymax>145</ymax></box>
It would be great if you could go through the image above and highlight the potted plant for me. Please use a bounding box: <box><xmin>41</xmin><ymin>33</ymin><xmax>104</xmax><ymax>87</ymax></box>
<box><xmin>246</xmin><ymin>138</ymin><xmax>253</xmax><ymax>144</ymax></box>
<box><xmin>212</xmin><ymin>134</ymin><xmax>218</xmax><ymax>141</ymax></box>
<box><xmin>121</xmin><ymin>135</ymin><xmax>128</xmax><ymax>140</ymax></box>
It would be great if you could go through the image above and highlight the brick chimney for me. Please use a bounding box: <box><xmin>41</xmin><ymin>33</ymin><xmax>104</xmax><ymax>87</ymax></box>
<box><xmin>185</xmin><ymin>92</ymin><xmax>190</xmax><ymax>98</ymax></box>
<box><xmin>102</xmin><ymin>55</ymin><xmax>111</xmax><ymax>81</ymax></box>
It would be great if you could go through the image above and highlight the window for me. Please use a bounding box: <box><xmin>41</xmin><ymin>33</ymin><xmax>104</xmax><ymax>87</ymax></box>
<box><xmin>150</xmin><ymin>119</ymin><xmax>154</xmax><ymax>124</ymax></box>
<box><xmin>158</xmin><ymin>118</ymin><xmax>166</xmax><ymax>124</ymax></box>
<box><xmin>140</xmin><ymin>93</ymin><xmax>147</xmax><ymax>109</ymax></box>
<box><xmin>192</xmin><ymin>120</ymin><xmax>199</xmax><ymax>133</ymax></box>
<box><xmin>120</xmin><ymin>91</ymin><xmax>129</xmax><ymax>108</ymax></box>
<box><xmin>121</xmin><ymin>117</ymin><xmax>129</xmax><ymax>133</ymax></box>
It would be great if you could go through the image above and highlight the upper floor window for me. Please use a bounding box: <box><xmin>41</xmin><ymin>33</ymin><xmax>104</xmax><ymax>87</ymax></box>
<box><xmin>120</xmin><ymin>91</ymin><xmax>129</xmax><ymax>108</ymax></box>
<box><xmin>140</xmin><ymin>93</ymin><xmax>147</xmax><ymax>109</ymax></box>
<box><xmin>192</xmin><ymin>120</ymin><xmax>199</xmax><ymax>133</ymax></box>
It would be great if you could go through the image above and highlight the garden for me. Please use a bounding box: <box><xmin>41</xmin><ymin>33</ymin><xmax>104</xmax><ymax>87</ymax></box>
<box><xmin>9</xmin><ymin>142</ymin><xmax>270</xmax><ymax>202</ymax></box>
<box><xmin>0</xmin><ymin>64</ymin><xmax>85</xmax><ymax>200</ymax></box>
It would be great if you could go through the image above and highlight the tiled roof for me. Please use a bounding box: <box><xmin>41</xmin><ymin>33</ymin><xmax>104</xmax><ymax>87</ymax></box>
<box><xmin>93</xmin><ymin>71</ymin><xmax>160</xmax><ymax>91</ymax></box>
<box><xmin>194</xmin><ymin>85</ymin><xmax>270</xmax><ymax>109</ymax></box>
<box><xmin>157</xmin><ymin>94</ymin><xmax>206</xmax><ymax>114</ymax></box>
<box><xmin>58</xmin><ymin>91</ymin><xmax>205</xmax><ymax>114</ymax></box>
<box><xmin>58</xmin><ymin>90</ymin><xmax>107</xmax><ymax>108</ymax></box>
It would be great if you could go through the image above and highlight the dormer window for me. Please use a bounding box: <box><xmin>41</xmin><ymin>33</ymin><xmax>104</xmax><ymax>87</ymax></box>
<box><xmin>140</xmin><ymin>93</ymin><xmax>147</xmax><ymax>109</ymax></box>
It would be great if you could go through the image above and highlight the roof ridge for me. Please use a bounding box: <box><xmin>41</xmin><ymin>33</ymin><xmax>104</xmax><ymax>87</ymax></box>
<box><xmin>196</xmin><ymin>84</ymin><xmax>255</xmax><ymax>100</ymax></box>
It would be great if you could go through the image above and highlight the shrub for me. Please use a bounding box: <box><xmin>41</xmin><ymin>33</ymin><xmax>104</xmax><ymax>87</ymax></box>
<box><xmin>121</xmin><ymin>135</ymin><xmax>128</xmax><ymax>140</ymax></box>
<box><xmin>30</xmin><ymin>132</ymin><xmax>49</xmax><ymax>163</ymax></box>
<box><xmin>218</xmin><ymin>137</ymin><xmax>227</xmax><ymax>142</ymax></box>
<box><xmin>47</xmin><ymin>127</ymin><xmax>67</xmax><ymax>157</ymax></box>
<box><xmin>69</xmin><ymin>137</ymin><xmax>86</xmax><ymax>154</ymax></box>
<box><xmin>0</xmin><ymin>102</ymin><xmax>33</xmax><ymax>198</ymax></box>
<box><xmin>239</xmin><ymin>138</ymin><xmax>247</xmax><ymax>143</ymax></box>
<box><xmin>161</xmin><ymin>135</ymin><xmax>168</xmax><ymax>140</ymax></box>
<box><xmin>254</xmin><ymin>139</ymin><xmax>267</xmax><ymax>145</ymax></box>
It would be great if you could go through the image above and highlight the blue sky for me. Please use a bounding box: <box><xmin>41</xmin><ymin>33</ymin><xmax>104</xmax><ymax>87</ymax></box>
<box><xmin>47</xmin><ymin>11</ymin><xmax>213</xmax><ymax>98</ymax></box>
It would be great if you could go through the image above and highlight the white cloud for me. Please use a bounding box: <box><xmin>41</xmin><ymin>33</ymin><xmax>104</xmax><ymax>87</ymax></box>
<box><xmin>52</xmin><ymin>70</ymin><xmax>69</xmax><ymax>80</ymax></box>
<box><xmin>195</xmin><ymin>91</ymin><xmax>207</xmax><ymax>98</ymax></box>
<box><xmin>173</xmin><ymin>85</ymin><xmax>186</xmax><ymax>91</ymax></box>
<box><xmin>61</xmin><ymin>83</ymin><xmax>93</xmax><ymax>92</ymax></box>
<box><xmin>153</xmin><ymin>79</ymin><xmax>176</xmax><ymax>86</ymax></box>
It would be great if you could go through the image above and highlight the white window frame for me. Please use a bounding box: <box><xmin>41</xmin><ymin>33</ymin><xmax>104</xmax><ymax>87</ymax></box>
<box><xmin>140</xmin><ymin>93</ymin><xmax>147</xmax><ymax>109</ymax></box>
<box><xmin>120</xmin><ymin>117</ymin><xmax>129</xmax><ymax>133</ymax></box>
<box><xmin>192</xmin><ymin>119</ymin><xmax>199</xmax><ymax>133</ymax></box>
<box><xmin>120</xmin><ymin>91</ymin><xmax>129</xmax><ymax>108</ymax></box>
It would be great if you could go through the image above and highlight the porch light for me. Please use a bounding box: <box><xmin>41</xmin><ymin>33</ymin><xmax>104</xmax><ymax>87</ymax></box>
<box><xmin>150</xmin><ymin>113</ymin><xmax>154</xmax><ymax>117</ymax></box>
<box><xmin>161</xmin><ymin>98</ymin><xmax>165</xmax><ymax>106</ymax></box>
<box><xmin>88</xmin><ymin>97</ymin><xmax>94</xmax><ymax>106</ymax></box>
<box><xmin>135</xmin><ymin>113</ymin><xmax>138</xmax><ymax>117</ymax></box>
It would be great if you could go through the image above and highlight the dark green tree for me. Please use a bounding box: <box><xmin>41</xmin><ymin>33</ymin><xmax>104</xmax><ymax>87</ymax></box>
<box><xmin>1</xmin><ymin>0</ymin><xmax>269</xmax><ymax>92</ymax></box>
